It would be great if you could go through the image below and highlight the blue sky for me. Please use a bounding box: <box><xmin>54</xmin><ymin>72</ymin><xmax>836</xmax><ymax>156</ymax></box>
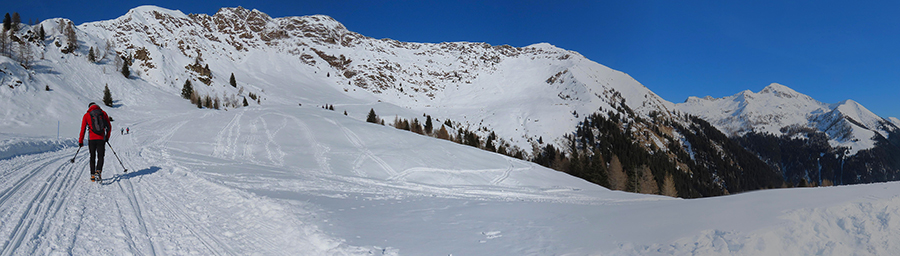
<box><xmin>9</xmin><ymin>0</ymin><xmax>899</xmax><ymax>118</ymax></box>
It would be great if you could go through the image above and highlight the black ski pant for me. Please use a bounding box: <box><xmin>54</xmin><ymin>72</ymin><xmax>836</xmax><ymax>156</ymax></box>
<box><xmin>88</xmin><ymin>139</ymin><xmax>106</xmax><ymax>173</ymax></box>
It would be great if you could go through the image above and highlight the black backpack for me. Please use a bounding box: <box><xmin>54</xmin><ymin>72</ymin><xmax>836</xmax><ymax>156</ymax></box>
<box><xmin>89</xmin><ymin>109</ymin><xmax>108</xmax><ymax>137</ymax></box>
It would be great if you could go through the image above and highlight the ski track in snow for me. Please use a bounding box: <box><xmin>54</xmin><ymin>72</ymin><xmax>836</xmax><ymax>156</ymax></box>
<box><xmin>323</xmin><ymin>116</ymin><xmax>398</xmax><ymax>177</ymax></box>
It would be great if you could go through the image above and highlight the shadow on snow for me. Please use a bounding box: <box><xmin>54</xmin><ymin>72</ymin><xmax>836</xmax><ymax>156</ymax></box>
<box><xmin>101</xmin><ymin>166</ymin><xmax>160</xmax><ymax>185</ymax></box>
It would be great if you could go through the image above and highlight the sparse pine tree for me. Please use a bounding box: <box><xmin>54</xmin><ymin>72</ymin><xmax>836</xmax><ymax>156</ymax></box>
<box><xmin>88</xmin><ymin>47</ymin><xmax>96</xmax><ymax>62</ymax></box>
<box><xmin>121</xmin><ymin>56</ymin><xmax>130</xmax><ymax>78</ymax></box>
<box><xmin>229</xmin><ymin>73</ymin><xmax>236</xmax><ymax>87</ymax></box>
<box><xmin>11</xmin><ymin>13</ymin><xmax>20</xmax><ymax>28</ymax></box>
<box><xmin>103</xmin><ymin>85</ymin><xmax>113</xmax><ymax>107</ymax></box>
<box><xmin>3</xmin><ymin>13</ymin><xmax>10</xmax><ymax>31</ymax></box>
<box><xmin>243</xmin><ymin>97</ymin><xmax>249</xmax><ymax>106</ymax></box>
<box><xmin>411</xmin><ymin>118</ymin><xmax>422</xmax><ymax>134</ymax></box>
<box><xmin>213</xmin><ymin>96</ymin><xmax>220</xmax><ymax>110</ymax></box>
<box><xmin>425</xmin><ymin>115</ymin><xmax>433</xmax><ymax>134</ymax></box>
<box><xmin>39</xmin><ymin>25</ymin><xmax>45</xmax><ymax>40</ymax></box>
<box><xmin>366</xmin><ymin>108</ymin><xmax>378</xmax><ymax>123</ymax></box>
<box><xmin>181</xmin><ymin>80</ymin><xmax>193</xmax><ymax>99</ymax></box>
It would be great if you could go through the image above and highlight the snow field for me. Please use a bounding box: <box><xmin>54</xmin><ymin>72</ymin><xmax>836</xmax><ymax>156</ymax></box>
<box><xmin>3</xmin><ymin>96</ymin><xmax>900</xmax><ymax>255</ymax></box>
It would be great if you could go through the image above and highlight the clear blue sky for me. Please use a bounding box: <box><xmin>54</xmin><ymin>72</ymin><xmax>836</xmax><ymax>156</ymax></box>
<box><xmin>9</xmin><ymin>0</ymin><xmax>900</xmax><ymax>118</ymax></box>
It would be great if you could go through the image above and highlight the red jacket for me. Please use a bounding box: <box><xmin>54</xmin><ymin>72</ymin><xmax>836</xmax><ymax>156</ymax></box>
<box><xmin>79</xmin><ymin>105</ymin><xmax>112</xmax><ymax>144</ymax></box>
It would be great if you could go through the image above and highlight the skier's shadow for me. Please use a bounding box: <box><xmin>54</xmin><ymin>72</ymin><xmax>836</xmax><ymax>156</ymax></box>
<box><xmin>102</xmin><ymin>166</ymin><xmax>160</xmax><ymax>184</ymax></box>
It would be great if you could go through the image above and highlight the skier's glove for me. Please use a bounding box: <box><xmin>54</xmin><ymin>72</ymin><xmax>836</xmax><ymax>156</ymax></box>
<box><xmin>79</xmin><ymin>142</ymin><xmax>83</xmax><ymax>147</ymax></box>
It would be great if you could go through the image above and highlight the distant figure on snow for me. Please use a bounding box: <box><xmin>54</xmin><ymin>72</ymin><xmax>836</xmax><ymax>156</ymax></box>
<box><xmin>126</xmin><ymin>127</ymin><xmax>130</xmax><ymax>134</ymax></box>
<box><xmin>79</xmin><ymin>102</ymin><xmax>112</xmax><ymax>182</ymax></box>
<box><xmin>121</xmin><ymin>128</ymin><xmax>124</xmax><ymax>135</ymax></box>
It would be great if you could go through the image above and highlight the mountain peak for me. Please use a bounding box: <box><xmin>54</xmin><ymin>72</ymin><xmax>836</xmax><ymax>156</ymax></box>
<box><xmin>125</xmin><ymin>5</ymin><xmax>190</xmax><ymax>20</ymax></box>
<box><xmin>759</xmin><ymin>83</ymin><xmax>800</xmax><ymax>98</ymax></box>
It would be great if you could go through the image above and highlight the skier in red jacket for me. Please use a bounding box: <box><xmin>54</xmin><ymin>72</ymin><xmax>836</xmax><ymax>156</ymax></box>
<box><xmin>79</xmin><ymin>102</ymin><xmax>112</xmax><ymax>182</ymax></box>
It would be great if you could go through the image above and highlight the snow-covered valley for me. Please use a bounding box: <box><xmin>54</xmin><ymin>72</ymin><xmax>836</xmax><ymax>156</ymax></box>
<box><xmin>3</xmin><ymin>104</ymin><xmax>900</xmax><ymax>255</ymax></box>
<box><xmin>1</xmin><ymin>5</ymin><xmax>900</xmax><ymax>255</ymax></box>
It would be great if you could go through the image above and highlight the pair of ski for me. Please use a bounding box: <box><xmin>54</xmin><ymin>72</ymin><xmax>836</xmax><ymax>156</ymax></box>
<box><xmin>70</xmin><ymin>141</ymin><xmax>128</xmax><ymax>183</ymax></box>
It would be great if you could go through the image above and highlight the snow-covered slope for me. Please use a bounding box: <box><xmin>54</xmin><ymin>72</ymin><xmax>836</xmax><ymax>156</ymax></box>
<box><xmin>677</xmin><ymin>83</ymin><xmax>898</xmax><ymax>154</ymax></box>
<box><xmin>72</xmin><ymin>5</ymin><xmax>675</xmax><ymax>152</ymax></box>
<box><xmin>2</xmin><ymin>102</ymin><xmax>899</xmax><ymax>255</ymax></box>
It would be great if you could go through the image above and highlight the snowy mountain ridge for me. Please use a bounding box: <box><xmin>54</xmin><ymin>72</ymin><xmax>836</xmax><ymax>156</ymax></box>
<box><xmin>677</xmin><ymin>83</ymin><xmax>899</xmax><ymax>155</ymax></box>
<box><xmin>73</xmin><ymin>5</ymin><xmax>675</xmax><ymax>153</ymax></box>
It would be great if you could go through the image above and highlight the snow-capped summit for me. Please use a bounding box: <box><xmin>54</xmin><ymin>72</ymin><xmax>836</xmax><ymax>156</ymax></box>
<box><xmin>677</xmin><ymin>83</ymin><xmax>896</xmax><ymax>154</ymax></box>
<box><xmin>676</xmin><ymin>83</ymin><xmax>828</xmax><ymax>136</ymax></box>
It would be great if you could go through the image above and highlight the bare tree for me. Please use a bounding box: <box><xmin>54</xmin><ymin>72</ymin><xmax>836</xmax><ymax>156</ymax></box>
<box><xmin>637</xmin><ymin>165</ymin><xmax>658</xmax><ymax>195</ymax></box>
<box><xmin>17</xmin><ymin>41</ymin><xmax>32</xmax><ymax>68</ymax></box>
<box><xmin>662</xmin><ymin>173</ymin><xmax>678</xmax><ymax>197</ymax></box>
<box><xmin>0</xmin><ymin>30</ymin><xmax>8</xmax><ymax>57</ymax></box>
<box><xmin>58</xmin><ymin>20</ymin><xmax>77</xmax><ymax>53</ymax></box>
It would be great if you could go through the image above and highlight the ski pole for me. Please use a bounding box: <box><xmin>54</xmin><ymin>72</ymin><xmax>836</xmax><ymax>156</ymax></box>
<box><xmin>70</xmin><ymin>146</ymin><xmax>82</xmax><ymax>163</ymax></box>
<box><xmin>106</xmin><ymin>141</ymin><xmax>128</xmax><ymax>173</ymax></box>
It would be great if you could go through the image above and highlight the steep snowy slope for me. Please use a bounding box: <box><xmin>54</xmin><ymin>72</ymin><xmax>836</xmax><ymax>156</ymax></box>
<box><xmin>677</xmin><ymin>83</ymin><xmax>898</xmax><ymax>154</ymax></box>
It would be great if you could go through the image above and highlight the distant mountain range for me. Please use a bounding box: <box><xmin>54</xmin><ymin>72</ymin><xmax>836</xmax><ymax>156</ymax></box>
<box><xmin>1</xmin><ymin>6</ymin><xmax>897</xmax><ymax>196</ymax></box>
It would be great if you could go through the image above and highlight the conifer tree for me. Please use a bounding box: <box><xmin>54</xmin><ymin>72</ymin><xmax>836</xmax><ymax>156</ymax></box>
<box><xmin>411</xmin><ymin>118</ymin><xmax>422</xmax><ymax>134</ymax></box>
<box><xmin>229</xmin><ymin>73</ymin><xmax>236</xmax><ymax>87</ymax></box>
<box><xmin>181</xmin><ymin>80</ymin><xmax>193</xmax><ymax>99</ymax></box>
<box><xmin>662</xmin><ymin>173</ymin><xmax>678</xmax><ymax>197</ymax></box>
<box><xmin>39</xmin><ymin>25</ymin><xmax>45</xmax><ymax>40</ymax></box>
<box><xmin>3</xmin><ymin>13</ymin><xmax>10</xmax><ymax>31</ymax></box>
<box><xmin>11</xmin><ymin>13</ymin><xmax>20</xmax><ymax>29</ymax></box>
<box><xmin>637</xmin><ymin>165</ymin><xmax>658</xmax><ymax>195</ymax></box>
<box><xmin>243</xmin><ymin>97</ymin><xmax>249</xmax><ymax>107</ymax></box>
<box><xmin>425</xmin><ymin>115</ymin><xmax>433</xmax><ymax>134</ymax></box>
<box><xmin>366</xmin><ymin>108</ymin><xmax>378</xmax><ymax>123</ymax></box>
<box><xmin>121</xmin><ymin>56</ymin><xmax>130</xmax><ymax>78</ymax></box>
<box><xmin>103</xmin><ymin>85</ymin><xmax>113</xmax><ymax>107</ymax></box>
<box><xmin>436</xmin><ymin>125</ymin><xmax>450</xmax><ymax>140</ymax></box>
<box><xmin>607</xmin><ymin>155</ymin><xmax>627</xmax><ymax>191</ymax></box>
<box><xmin>88</xmin><ymin>47</ymin><xmax>96</xmax><ymax>62</ymax></box>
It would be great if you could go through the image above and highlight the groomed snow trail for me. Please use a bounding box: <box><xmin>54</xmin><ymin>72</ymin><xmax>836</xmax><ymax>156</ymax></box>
<box><xmin>0</xmin><ymin>113</ymin><xmax>370</xmax><ymax>255</ymax></box>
